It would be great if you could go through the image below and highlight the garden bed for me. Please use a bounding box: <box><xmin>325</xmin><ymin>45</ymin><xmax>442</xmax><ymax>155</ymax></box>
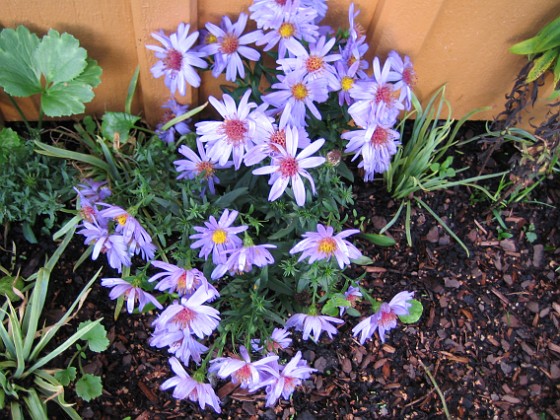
<box><xmin>2</xmin><ymin>122</ymin><xmax>559</xmax><ymax>419</ymax></box>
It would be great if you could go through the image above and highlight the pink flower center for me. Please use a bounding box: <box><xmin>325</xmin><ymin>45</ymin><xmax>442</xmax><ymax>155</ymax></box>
<box><xmin>318</xmin><ymin>237</ymin><xmax>337</xmax><ymax>255</ymax></box>
<box><xmin>222</xmin><ymin>119</ymin><xmax>247</xmax><ymax>144</ymax></box>
<box><xmin>164</xmin><ymin>49</ymin><xmax>183</xmax><ymax>71</ymax></box>
<box><xmin>172</xmin><ymin>308</ymin><xmax>195</xmax><ymax>329</ymax></box>
<box><xmin>232</xmin><ymin>364</ymin><xmax>252</xmax><ymax>385</ymax></box>
<box><xmin>275</xmin><ymin>0</ymin><xmax>287</xmax><ymax>5</ymax></box>
<box><xmin>177</xmin><ymin>273</ymin><xmax>188</xmax><ymax>294</ymax></box>
<box><xmin>220</xmin><ymin>34</ymin><xmax>239</xmax><ymax>54</ymax></box>
<box><xmin>379</xmin><ymin>309</ymin><xmax>397</xmax><ymax>327</ymax></box>
<box><xmin>269</xmin><ymin>129</ymin><xmax>286</xmax><ymax>152</ymax></box>
<box><xmin>161</xmin><ymin>110</ymin><xmax>176</xmax><ymax>124</ymax></box>
<box><xmin>81</xmin><ymin>206</ymin><xmax>95</xmax><ymax>222</ymax></box>
<box><xmin>375</xmin><ymin>84</ymin><xmax>394</xmax><ymax>106</ymax></box>
<box><xmin>370</xmin><ymin>126</ymin><xmax>390</xmax><ymax>146</ymax></box>
<box><xmin>305</xmin><ymin>56</ymin><xmax>324</xmax><ymax>73</ymax></box>
<box><xmin>291</xmin><ymin>83</ymin><xmax>308</xmax><ymax>101</ymax></box>
<box><xmin>196</xmin><ymin>161</ymin><xmax>215</xmax><ymax>179</ymax></box>
<box><xmin>403</xmin><ymin>65</ymin><xmax>417</xmax><ymax>87</ymax></box>
<box><xmin>279</xmin><ymin>156</ymin><xmax>298</xmax><ymax>177</ymax></box>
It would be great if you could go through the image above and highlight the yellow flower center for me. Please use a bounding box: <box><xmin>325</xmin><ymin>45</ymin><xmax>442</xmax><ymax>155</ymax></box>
<box><xmin>205</xmin><ymin>33</ymin><xmax>217</xmax><ymax>44</ymax></box>
<box><xmin>279</xmin><ymin>23</ymin><xmax>295</xmax><ymax>38</ymax></box>
<box><xmin>341</xmin><ymin>76</ymin><xmax>354</xmax><ymax>91</ymax></box>
<box><xmin>212</xmin><ymin>229</ymin><xmax>227</xmax><ymax>244</ymax></box>
<box><xmin>115</xmin><ymin>214</ymin><xmax>128</xmax><ymax>226</ymax></box>
<box><xmin>318</xmin><ymin>237</ymin><xmax>337</xmax><ymax>255</ymax></box>
<box><xmin>291</xmin><ymin>83</ymin><xmax>308</xmax><ymax>101</ymax></box>
<box><xmin>196</xmin><ymin>161</ymin><xmax>215</xmax><ymax>179</ymax></box>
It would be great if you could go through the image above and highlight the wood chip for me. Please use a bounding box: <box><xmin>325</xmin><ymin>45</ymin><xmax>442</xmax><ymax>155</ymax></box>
<box><xmin>439</xmin><ymin>351</ymin><xmax>469</xmax><ymax>363</ymax></box>
<box><xmin>548</xmin><ymin>342</ymin><xmax>560</xmax><ymax>354</ymax></box>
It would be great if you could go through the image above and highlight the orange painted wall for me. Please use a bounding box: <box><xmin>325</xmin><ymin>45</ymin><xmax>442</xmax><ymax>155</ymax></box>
<box><xmin>0</xmin><ymin>0</ymin><xmax>558</xmax><ymax>128</ymax></box>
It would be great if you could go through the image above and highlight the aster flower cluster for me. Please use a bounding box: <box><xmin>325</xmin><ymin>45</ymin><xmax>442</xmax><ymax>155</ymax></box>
<box><xmin>74</xmin><ymin>180</ymin><xmax>156</xmax><ymax>273</ymax></box>
<box><xmin>75</xmin><ymin>0</ymin><xmax>424</xmax><ymax>414</ymax></box>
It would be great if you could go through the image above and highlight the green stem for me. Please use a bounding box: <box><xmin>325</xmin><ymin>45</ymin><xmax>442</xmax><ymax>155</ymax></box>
<box><xmin>6</xmin><ymin>95</ymin><xmax>33</xmax><ymax>134</ymax></box>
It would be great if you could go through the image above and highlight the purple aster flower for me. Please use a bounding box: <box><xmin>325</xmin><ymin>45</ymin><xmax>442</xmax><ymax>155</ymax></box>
<box><xmin>289</xmin><ymin>224</ymin><xmax>362</xmax><ymax>269</ymax></box>
<box><xmin>262</xmin><ymin>69</ymin><xmax>328</xmax><ymax>128</ymax></box>
<box><xmin>255</xmin><ymin>5</ymin><xmax>319</xmax><ymax>58</ymax></box>
<box><xmin>97</xmin><ymin>204</ymin><xmax>156</xmax><ymax>261</ymax></box>
<box><xmin>339</xmin><ymin>284</ymin><xmax>362</xmax><ymax>316</ymax></box>
<box><xmin>209</xmin><ymin>346</ymin><xmax>278</xmax><ymax>390</ymax></box>
<box><xmin>387</xmin><ymin>50</ymin><xmax>417</xmax><ymax>110</ymax></box>
<box><xmin>156</xmin><ymin>99</ymin><xmax>192</xmax><ymax>143</ymax></box>
<box><xmin>201</xmin><ymin>13</ymin><xmax>261</xmax><ymax>82</ymax></box>
<box><xmin>153</xmin><ymin>287</ymin><xmax>221</xmax><ymax>339</ymax></box>
<box><xmin>189</xmin><ymin>209</ymin><xmax>248</xmax><ymax>264</ymax></box>
<box><xmin>342</xmin><ymin>122</ymin><xmax>401</xmax><ymax>181</ymax></box>
<box><xmin>261</xmin><ymin>351</ymin><xmax>316</xmax><ymax>407</ymax></box>
<box><xmin>249</xmin><ymin>0</ymin><xmax>294</xmax><ymax>30</ymax></box>
<box><xmin>352</xmin><ymin>291</ymin><xmax>414</xmax><ymax>344</ymax></box>
<box><xmin>77</xmin><ymin>220</ymin><xmax>131</xmax><ymax>272</ymax></box>
<box><xmin>174</xmin><ymin>140</ymin><xmax>232</xmax><ymax>195</ymax></box>
<box><xmin>211</xmin><ymin>240</ymin><xmax>276</xmax><ymax>280</ymax></box>
<box><xmin>252</xmin><ymin>127</ymin><xmax>325</xmax><ymax>206</ymax></box>
<box><xmin>148</xmin><ymin>260</ymin><xmax>218</xmax><ymax>299</ymax></box>
<box><xmin>278</xmin><ymin>36</ymin><xmax>341</xmax><ymax>91</ymax></box>
<box><xmin>285</xmin><ymin>312</ymin><xmax>344</xmax><ymax>343</ymax></box>
<box><xmin>195</xmin><ymin>89</ymin><xmax>273</xmax><ymax>170</ymax></box>
<box><xmin>75</xmin><ymin>178</ymin><xmax>111</xmax><ymax>204</ymax></box>
<box><xmin>150</xmin><ymin>328</ymin><xmax>209</xmax><ymax>366</ymax></box>
<box><xmin>146</xmin><ymin>23</ymin><xmax>208</xmax><ymax>95</ymax></box>
<box><xmin>101</xmin><ymin>277</ymin><xmax>162</xmax><ymax>313</ymax></box>
<box><xmin>349</xmin><ymin>56</ymin><xmax>403</xmax><ymax>127</ymax></box>
<box><xmin>161</xmin><ymin>357</ymin><xmax>221</xmax><ymax>413</ymax></box>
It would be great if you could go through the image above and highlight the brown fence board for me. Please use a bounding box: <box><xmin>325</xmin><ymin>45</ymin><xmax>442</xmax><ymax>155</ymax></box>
<box><xmin>0</xmin><ymin>0</ymin><xmax>558</xmax><ymax>128</ymax></box>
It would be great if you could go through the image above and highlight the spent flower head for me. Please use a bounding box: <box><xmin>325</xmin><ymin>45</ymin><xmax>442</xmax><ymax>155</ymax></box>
<box><xmin>352</xmin><ymin>291</ymin><xmax>414</xmax><ymax>344</ymax></box>
<box><xmin>101</xmin><ymin>277</ymin><xmax>163</xmax><ymax>313</ymax></box>
<box><xmin>161</xmin><ymin>357</ymin><xmax>221</xmax><ymax>413</ymax></box>
<box><xmin>285</xmin><ymin>312</ymin><xmax>344</xmax><ymax>343</ymax></box>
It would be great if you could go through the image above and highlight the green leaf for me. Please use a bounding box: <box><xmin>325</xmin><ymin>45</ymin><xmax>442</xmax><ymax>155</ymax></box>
<box><xmin>526</xmin><ymin>48</ymin><xmax>557</xmax><ymax>83</ymax></box>
<box><xmin>54</xmin><ymin>367</ymin><xmax>77</xmax><ymax>387</ymax></box>
<box><xmin>75</xmin><ymin>374</ymin><xmax>103</xmax><ymax>402</ymax></box>
<box><xmin>78</xmin><ymin>320</ymin><xmax>109</xmax><ymax>353</ymax></box>
<box><xmin>510</xmin><ymin>16</ymin><xmax>560</xmax><ymax>54</ymax></box>
<box><xmin>41</xmin><ymin>80</ymin><xmax>94</xmax><ymax>117</ymax></box>
<box><xmin>398</xmin><ymin>299</ymin><xmax>423</xmax><ymax>324</ymax></box>
<box><xmin>359</xmin><ymin>233</ymin><xmax>396</xmax><ymax>247</ymax></box>
<box><xmin>101</xmin><ymin>112</ymin><xmax>141</xmax><ymax>142</ymax></box>
<box><xmin>350</xmin><ymin>255</ymin><xmax>375</xmax><ymax>265</ymax></box>
<box><xmin>0</xmin><ymin>26</ymin><xmax>41</xmax><ymax>96</ymax></box>
<box><xmin>74</xmin><ymin>58</ymin><xmax>102</xmax><ymax>88</ymax></box>
<box><xmin>34</xmin><ymin>29</ymin><xmax>87</xmax><ymax>84</ymax></box>
<box><xmin>0</xmin><ymin>276</ymin><xmax>24</xmax><ymax>301</ymax></box>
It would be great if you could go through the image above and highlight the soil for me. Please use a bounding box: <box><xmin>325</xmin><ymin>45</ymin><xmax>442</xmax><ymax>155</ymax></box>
<box><xmin>1</xmin><ymin>121</ymin><xmax>560</xmax><ymax>420</ymax></box>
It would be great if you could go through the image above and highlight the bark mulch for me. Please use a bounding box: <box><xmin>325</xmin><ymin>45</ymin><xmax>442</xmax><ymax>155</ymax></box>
<box><xmin>2</xmin><ymin>123</ymin><xmax>559</xmax><ymax>420</ymax></box>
